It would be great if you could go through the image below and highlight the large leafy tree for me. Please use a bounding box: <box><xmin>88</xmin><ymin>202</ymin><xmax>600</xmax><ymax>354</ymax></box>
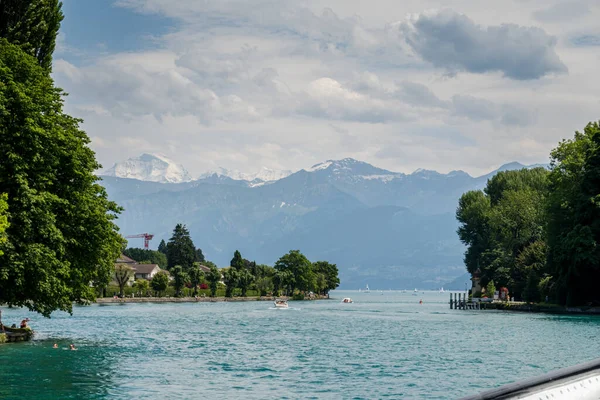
<box><xmin>312</xmin><ymin>261</ymin><xmax>340</xmax><ymax>295</ymax></box>
<box><xmin>0</xmin><ymin>39</ymin><xmax>123</xmax><ymax>317</ymax></box>
<box><xmin>275</xmin><ymin>250</ymin><xmax>313</xmax><ymax>294</ymax></box>
<box><xmin>123</xmin><ymin>248</ymin><xmax>167</xmax><ymax>268</ymax></box>
<box><xmin>195</xmin><ymin>248</ymin><xmax>205</xmax><ymax>263</ymax></box>
<box><xmin>456</xmin><ymin>168</ymin><xmax>549</xmax><ymax>300</ymax></box>
<box><xmin>166</xmin><ymin>224</ymin><xmax>196</xmax><ymax>271</ymax></box>
<box><xmin>547</xmin><ymin>122</ymin><xmax>600</xmax><ymax>305</ymax></box>
<box><xmin>0</xmin><ymin>0</ymin><xmax>63</xmax><ymax>71</ymax></box>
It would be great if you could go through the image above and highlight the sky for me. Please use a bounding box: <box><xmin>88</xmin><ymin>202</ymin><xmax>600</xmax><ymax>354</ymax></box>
<box><xmin>53</xmin><ymin>0</ymin><xmax>600</xmax><ymax>177</ymax></box>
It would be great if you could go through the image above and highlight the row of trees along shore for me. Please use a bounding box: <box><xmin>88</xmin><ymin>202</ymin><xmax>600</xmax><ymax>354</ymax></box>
<box><xmin>457</xmin><ymin>121</ymin><xmax>600</xmax><ymax>306</ymax></box>
<box><xmin>114</xmin><ymin>224</ymin><xmax>340</xmax><ymax>299</ymax></box>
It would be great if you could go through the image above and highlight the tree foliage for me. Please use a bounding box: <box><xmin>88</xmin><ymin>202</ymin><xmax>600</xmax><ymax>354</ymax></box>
<box><xmin>0</xmin><ymin>40</ymin><xmax>123</xmax><ymax>317</ymax></box>
<box><xmin>133</xmin><ymin>279</ymin><xmax>150</xmax><ymax>296</ymax></box>
<box><xmin>230</xmin><ymin>250</ymin><xmax>244</xmax><ymax>271</ymax></box>
<box><xmin>222</xmin><ymin>268</ymin><xmax>238</xmax><ymax>298</ymax></box>
<box><xmin>206</xmin><ymin>265</ymin><xmax>221</xmax><ymax>297</ymax></box>
<box><xmin>237</xmin><ymin>268</ymin><xmax>254</xmax><ymax>297</ymax></box>
<box><xmin>166</xmin><ymin>224</ymin><xmax>196</xmax><ymax>271</ymax></box>
<box><xmin>151</xmin><ymin>271</ymin><xmax>169</xmax><ymax>295</ymax></box>
<box><xmin>188</xmin><ymin>264</ymin><xmax>204</xmax><ymax>295</ymax></box>
<box><xmin>456</xmin><ymin>168</ymin><xmax>549</xmax><ymax>300</ymax></box>
<box><xmin>170</xmin><ymin>265</ymin><xmax>189</xmax><ymax>297</ymax></box>
<box><xmin>547</xmin><ymin>121</ymin><xmax>600</xmax><ymax>306</ymax></box>
<box><xmin>0</xmin><ymin>193</ymin><xmax>8</xmax><ymax>256</ymax></box>
<box><xmin>123</xmin><ymin>247</ymin><xmax>167</xmax><ymax>268</ymax></box>
<box><xmin>0</xmin><ymin>0</ymin><xmax>63</xmax><ymax>71</ymax></box>
<box><xmin>274</xmin><ymin>250</ymin><xmax>313</xmax><ymax>293</ymax></box>
<box><xmin>313</xmin><ymin>261</ymin><xmax>340</xmax><ymax>295</ymax></box>
<box><xmin>157</xmin><ymin>239</ymin><xmax>167</xmax><ymax>255</ymax></box>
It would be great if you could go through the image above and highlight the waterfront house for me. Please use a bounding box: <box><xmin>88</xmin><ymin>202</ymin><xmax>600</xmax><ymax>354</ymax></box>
<box><xmin>133</xmin><ymin>264</ymin><xmax>161</xmax><ymax>280</ymax></box>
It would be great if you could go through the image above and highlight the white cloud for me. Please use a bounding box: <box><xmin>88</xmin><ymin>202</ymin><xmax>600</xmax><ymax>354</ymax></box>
<box><xmin>53</xmin><ymin>0</ymin><xmax>600</xmax><ymax>177</ymax></box>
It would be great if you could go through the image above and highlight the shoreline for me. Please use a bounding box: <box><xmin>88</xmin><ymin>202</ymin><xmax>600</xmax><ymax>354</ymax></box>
<box><xmin>475</xmin><ymin>301</ymin><xmax>600</xmax><ymax>315</ymax></box>
<box><xmin>95</xmin><ymin>295</ymin><xmax>329</xmax><ymax>304</ymax></box>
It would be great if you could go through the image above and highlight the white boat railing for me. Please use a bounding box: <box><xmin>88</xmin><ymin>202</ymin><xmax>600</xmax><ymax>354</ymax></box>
<box><xmin>460</xmin><ymin>357</ymin><xmax>600</xmax><ymax>399</ymax></box>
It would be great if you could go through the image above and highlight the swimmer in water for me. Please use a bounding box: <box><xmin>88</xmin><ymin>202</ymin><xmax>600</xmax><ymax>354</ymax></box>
<box><xmin>419</xmin><ymin>299</ymin><xmax>423</xmax><ymax>304</ymax></box>
<box><xmin>53</xmin><ymin>343</ymin><xmax>58</xmax><ymax>349</ymax></box>
<box><xmin>69</xmin><ymin>344</ymin><xmax>77</xmax><ymax>351</ymax></box>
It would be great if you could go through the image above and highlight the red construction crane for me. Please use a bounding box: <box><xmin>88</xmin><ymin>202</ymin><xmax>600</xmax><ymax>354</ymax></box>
<box><xmin>125</xmin><ymin>233</ymin><xmax>155</xmax><ymax>249</ymax></box>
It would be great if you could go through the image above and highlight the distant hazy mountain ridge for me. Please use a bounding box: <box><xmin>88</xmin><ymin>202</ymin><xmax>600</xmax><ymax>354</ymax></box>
<box><xmin>99</xmin><ymin>156</ymin><xmax>545</xmax><ymax>289</ymax></box>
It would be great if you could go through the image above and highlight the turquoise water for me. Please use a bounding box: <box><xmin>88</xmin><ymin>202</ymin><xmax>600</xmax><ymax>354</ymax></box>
<box><xmin>1</xmin><ymin>291</ymin><xmax>599</xmax><ymax>399</ymax></box>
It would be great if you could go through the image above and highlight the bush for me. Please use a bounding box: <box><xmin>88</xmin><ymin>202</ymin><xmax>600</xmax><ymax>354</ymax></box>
<box><xmin>292</xmin><ymin>293</ymin><xmax>304</xmax><ymax>301</ymax></box>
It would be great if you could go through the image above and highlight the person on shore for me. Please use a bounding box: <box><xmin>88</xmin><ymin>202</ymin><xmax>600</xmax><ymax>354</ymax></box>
<box><xmin>53</xmin><ymin>343</ymin><xmax>58</xmax><ymax>349</ymax></box>
<box><xmin>20</xmin><ymin>318</ymin><xmax>30</xmax><ymax>328</ymax></box>
<box><xmin>70</xmin><ymin>344</ymin><xmax>77</xmax><ymax>350</ymax></box>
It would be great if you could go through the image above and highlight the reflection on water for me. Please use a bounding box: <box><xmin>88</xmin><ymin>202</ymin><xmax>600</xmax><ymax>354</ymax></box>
<box><xmin>1</xmin><ymin>291</ymin><xmax>599</xmax><ymax>399</ymax></box>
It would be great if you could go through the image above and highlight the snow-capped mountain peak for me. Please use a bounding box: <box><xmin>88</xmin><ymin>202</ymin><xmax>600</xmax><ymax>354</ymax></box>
<box><xmin>103</xmin><ymin>153</ymin><xmax>192</xmax><ymax>183</ymax></box>
<box><xmin>199</xmin><ymin>166</ymin><xmax>292</xmax><ymax>182</ymax></box>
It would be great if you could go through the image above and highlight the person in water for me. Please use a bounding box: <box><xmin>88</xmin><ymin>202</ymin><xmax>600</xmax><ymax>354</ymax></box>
<box><xmin>419</xmin><ymin>299</ymin><xmax>423</xmax><ymax>304</ymax></box>
<box><xmin>53</xmin><ymin>343</ymin><xmax>58</xmax><ymax>349</ymax></box>
<box><xmin>70</xmin><ymin>344</ymin><xmax>77</xmax><ymax>350</ymax></box>
<box><xmin>20</xmin><ymin>318</ymin><xmax>30</xmax><ymax>328</ymax></box>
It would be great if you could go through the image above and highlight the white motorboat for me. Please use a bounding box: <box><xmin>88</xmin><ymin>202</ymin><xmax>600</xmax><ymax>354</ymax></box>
<box><xmin>274</xmin><ymin>299</ymin><xmax>288</xmax><ymax>309</ymax></box>
<box><xmin>342</xmin><ymin>297</ymin><xmax>353</xmax><ymax>303</ymax></box>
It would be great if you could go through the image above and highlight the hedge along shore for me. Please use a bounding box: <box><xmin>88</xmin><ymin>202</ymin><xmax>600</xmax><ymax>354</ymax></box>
<box><xmin>95</xmin><ymin>295</ymin><xmax>330</xmax><ymax>304</ymax></box>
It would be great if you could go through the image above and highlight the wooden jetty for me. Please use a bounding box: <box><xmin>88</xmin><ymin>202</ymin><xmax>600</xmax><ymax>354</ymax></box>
<box><xmin>449</xmin><ymin>292</ymin><xmax>481</xmax><ymax>310</ymax></box>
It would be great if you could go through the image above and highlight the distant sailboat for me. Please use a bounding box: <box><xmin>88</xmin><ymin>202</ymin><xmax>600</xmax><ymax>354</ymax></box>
<box><xmin>439</xmin><ymin>287</ymin><xmax>445</xmax><ymax>293</ymax></box>
<box><xmin>365</xmin><ymin>284</ymin><xmax>370</xmax><ymax>293</ymax></box>
<box><xmin>412</xmin><ymin>288</ymin><xmax>418</xmax><ymax>296</ymax></box>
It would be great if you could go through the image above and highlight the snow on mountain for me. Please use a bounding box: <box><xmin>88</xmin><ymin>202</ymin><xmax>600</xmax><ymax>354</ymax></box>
<box><xmin>103</xmin><ymin>153</ymin><xmax>192</xmax><ymax>183</ymax></box>
<box><xmin>200</xmin><ymin>166</ymin><xmax>292</xmax><ymax>182</ymax></box>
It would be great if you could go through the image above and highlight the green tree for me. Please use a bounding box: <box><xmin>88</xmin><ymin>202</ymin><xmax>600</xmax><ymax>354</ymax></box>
<box><xmin>158</xmin><ymin>239</ymin><xmax>167</xmax><ymax>255</ymax></box>
<box><xmin>114</xmin><ymin>265</ymin><xmax>133</xmax><ymax>297</ymax></box>
<box><xmin>485</xmin><ymin>281</ymin><xmax>496</xmax><ymax>298</ymax></box>
<box><xmin>456</xmin><ymin>168</ymin><xmax>549</xmax><ymax>299</ymax></box>
<box><xmin>151</xmin><ymin>271</ymin><xmax>169</xmax><ymax>296</ymax></box>
<box><xmin>0</xmin><ymin>0</ymin><xmax>63</xmax><ymax>71</ymax></box>
<box><xmin>123</xmin><ymin>248</ymin><xmax>168</xmax><ymax>268</ymax></box>
<box><xmin>237</xmin><ymin>269</ymin><xmax>254</xmax><ymax>297</ymax></box>
<box><xmin>0</xmin><ymin>40</ymin><xmax>123</xmax><ymax>317</ymax></box>
<box><xmin>166</xmin><ymin>224</ymin><xmax>196</xmax><ymax>271</ymax></box>
<box><xmin>312</xmin><ymin>261</ymin><xmax>340</xmax><ymax>295</ymax></box>
<box><xmin>195</xmin><ymin>248</ymin><xmax>205</xmax><ymax>263</ymax></box>
<box><xmin>133</xmin><ymin>279</ymin><xmax>150</xmax><ymax>296</ymax></box>
<box><xmin>206</xmin><ymin>265</ymin><xmax>221</xmax><ymax>297</ymax></box>
<box><xmin>547</xmin><ymin>121</ymin><xmax>600</xmax><ymax>305</ymax></box>
<box><xmin>255</xmin><ymin>276</ymin><xmax>273</xmax><ymax>296</ymax></box>
<box><xmin>230</xmin><ymin>250</ymin><xmax>244</xmax><ymax>271</ymax></box>
<box><xmin>275</xmin><ymin>250</ymin><xmax>313</xmax><ymax>294</ymax></box>
<box><xmin>188</xmin><ymin>264</ymin><xmax>204</xmax><ymax>295</ymax></box>
<box><xmin>222</xmin><ymin>268</ymin><xmax>238</xmax><ymax>297</ymax></box>
<box><xmin>0</xmin><ymin>193</ymin><xmax>8</xmax><ymax>256</ymax></box>
<box><xmin>170</xmin><ymin>265</ymin><xmax>189</xmax><ymax>297</ymax></box>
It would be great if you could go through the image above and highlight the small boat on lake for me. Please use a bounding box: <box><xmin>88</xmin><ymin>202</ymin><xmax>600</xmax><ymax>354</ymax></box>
<box><xmin>274</xmin><ymin>299</ymin><xmax>289</xmax><ymax>309</ymax></box>
<box><xmin>1</xmin><ymin>324</ymin><xmax>34</xmax><ymax>342</ymax></box>
<box><xmin>364</xmin><ymin>284</ymin><xmax>370</xmax><ymax>293</ymax></box>
<box><xmin>342</xmin><ymin>297</ymin><xmax>353</xmax><ymax>303</ymax></box>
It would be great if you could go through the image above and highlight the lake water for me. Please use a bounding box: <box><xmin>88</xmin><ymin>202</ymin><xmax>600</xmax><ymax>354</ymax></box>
<box><xmin>1</xmin><ymin>290</ymin><xmax>599</xmax><ymax>399</ymax></box>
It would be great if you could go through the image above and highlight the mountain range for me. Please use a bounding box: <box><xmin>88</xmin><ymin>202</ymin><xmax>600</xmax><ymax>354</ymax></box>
<box><xmin>100</xmin><ymin>155</ymin><xmax>547</xmax><ymax>289</ymax></box>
